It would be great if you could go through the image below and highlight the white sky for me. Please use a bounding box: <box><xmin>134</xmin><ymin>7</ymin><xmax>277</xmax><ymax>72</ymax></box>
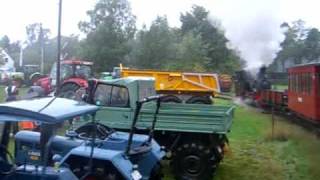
<box><xmin>0</xmin><ymin>0</ymin><xmax>319</xmax><ymax>68</ymax></box>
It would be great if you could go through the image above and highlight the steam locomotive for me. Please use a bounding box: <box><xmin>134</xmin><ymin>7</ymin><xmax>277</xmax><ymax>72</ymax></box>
<box><xmin>235</xmin><ymin>63</ymin><xmax>320</xmax><ymax>127</ymax></box>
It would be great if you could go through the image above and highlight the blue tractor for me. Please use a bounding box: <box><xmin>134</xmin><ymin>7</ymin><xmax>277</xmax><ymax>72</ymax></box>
<box><xmin>0</xmin><ymin>97</ymin><xmax>165</xmax><ymax>180</ymax></box>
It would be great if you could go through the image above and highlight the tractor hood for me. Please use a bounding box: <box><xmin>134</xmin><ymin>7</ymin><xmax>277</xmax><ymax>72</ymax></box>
<box><xmin>0</xmin><ymin>97</ymin><xmax>99</xmax><ymax>124</ymax></box>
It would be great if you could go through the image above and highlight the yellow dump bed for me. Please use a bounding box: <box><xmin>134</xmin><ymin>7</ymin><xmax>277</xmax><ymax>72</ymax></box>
<box><xmin>120</xmin><ymin>68</ymin><xmax>221</xmax><ymax>96</ymax></box>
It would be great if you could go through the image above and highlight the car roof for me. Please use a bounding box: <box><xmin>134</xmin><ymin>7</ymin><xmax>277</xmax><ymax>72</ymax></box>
<box><xmin>0</xmin><ymin>97</ymin><xmax>99</xmax><ymax>124</ymax></box>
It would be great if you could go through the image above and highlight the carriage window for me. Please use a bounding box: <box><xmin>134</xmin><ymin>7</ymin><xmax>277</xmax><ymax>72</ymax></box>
<box><xmin>295</xmin><ymin>74</ymin><xmax>299</xmax><ymax>92</ymax></box>
<box><xmin>318</xmin><ymin>73</ymin><xmax>320</xmax><ymax>95</ymax></box>
<box><xmin>307</xmin><ymin>73</ymin><xmax>312</xmax><ymax>95</ymax></box>
<box><xmin>110</xmin><ymin>86</ymin><xmax>129</xmax><ymax>107</ymax></box>
<box><xmin>298</xmin><ymin>74</ymin><xmax>302</xmax><ymax>93</ymax></box>
<box><xmin>94</xmin><ymin>84</ymin><xmax>112</xmax><ymax>106</ymax></box>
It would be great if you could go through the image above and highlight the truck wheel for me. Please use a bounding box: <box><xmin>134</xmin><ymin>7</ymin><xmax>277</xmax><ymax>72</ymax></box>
<box><xmin>150</xmin><ymin>163</ymin><xmax>163</xmax><ymax>180</ymax></box>
<box><xmin>186</xmin><ymin>96</ymin><xmax>212</xmax><ymax>104</ymax></box>
<box><xmin>172</xmin><ymin>143</ymin><xmax>215</xmax><ymax>180</ymax></box>
<box><xmin>59</xmin><ymin>83</ymin><xmax>80</xmax><ymax>99</ymax></box>
<box><xmin>160</xmin><ymin>95</ymin><xmax>182</xmax><ymax>103</ymax></box>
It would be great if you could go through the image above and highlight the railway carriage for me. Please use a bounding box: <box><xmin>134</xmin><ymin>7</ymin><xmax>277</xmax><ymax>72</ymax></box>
<box><xmin>288</xmin><ymin>63</ymin><xmax>320</xmax><ymax>123</ymax></box>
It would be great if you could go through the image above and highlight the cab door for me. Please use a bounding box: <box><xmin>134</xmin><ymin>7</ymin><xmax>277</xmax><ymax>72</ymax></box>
<box><xmin>93</xmin><ymin>83</ymin><xmax>133</xmax><ymax>130</ymax></box>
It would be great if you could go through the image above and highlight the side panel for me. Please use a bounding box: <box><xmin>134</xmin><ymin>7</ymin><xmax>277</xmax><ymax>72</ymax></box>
<box><xmin>288</xmin><ymin>65</ymin><xmax>319</xmax><ymax>122</ymax></box>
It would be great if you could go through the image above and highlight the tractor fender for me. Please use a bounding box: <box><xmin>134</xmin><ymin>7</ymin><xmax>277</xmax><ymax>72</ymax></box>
<box><xmin>135</xmin><ymin>139</ymin><xmax>165</xmax><ymax>177</ymax></box>
<box><xmin>107</xmin><ymin>132</ymin><xmax>165</xmax><ymax>179</ymax></box>
<box><xmin>62</xmin><ymin>78</ymin><xmax>88</xmax><ymax>89</ymax></box>
<box><xmin>60</xmin><ymin>146</ymin><xmax>135</xmax><ymax>180</ymax></box>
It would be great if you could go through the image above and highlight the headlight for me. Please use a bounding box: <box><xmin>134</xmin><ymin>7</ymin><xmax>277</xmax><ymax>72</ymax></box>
<box><xmin>131</xmin><ymin>170</ymin><xmax>142</xmax><ymax>180</ymax></box>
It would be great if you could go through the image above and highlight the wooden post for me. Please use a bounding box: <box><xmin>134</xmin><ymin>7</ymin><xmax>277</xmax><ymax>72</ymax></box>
<box><xmin>271</xmin><ymin>106</ymin><xmax>275</xmax><ymax>139</ymax></box>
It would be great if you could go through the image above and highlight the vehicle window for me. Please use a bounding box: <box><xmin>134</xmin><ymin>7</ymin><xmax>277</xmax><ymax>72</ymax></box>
<box><xmin>139</xmin><ymin>81</ymin><xmax>156</xmax><ymax>100</ymax></box>
<box><xmin>94</xmin><ymin>84</ymin><xmax>112</xmax><ymax>106</ymax></box>
<box><xmin>75</xmin><ymin>65</ymin><xmax>91</xmax><ymax>79</ymax></box>
<box><xmin>110</xmin><ymin>86</ymin><xmax>129</xmax><ymax>107</ymax></box>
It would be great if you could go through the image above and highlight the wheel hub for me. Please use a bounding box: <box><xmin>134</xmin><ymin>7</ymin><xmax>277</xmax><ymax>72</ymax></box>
<box><xmin>182</xmin><ymin>155</ymin><xmax>202</xmax><ymax>175</ymax></box>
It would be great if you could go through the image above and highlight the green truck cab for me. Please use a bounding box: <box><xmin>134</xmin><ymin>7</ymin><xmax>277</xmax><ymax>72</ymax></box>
<box><xmin>79</xmin><ymin>77</ymin><xmax>235</xmax><ymax>180</ymax></box>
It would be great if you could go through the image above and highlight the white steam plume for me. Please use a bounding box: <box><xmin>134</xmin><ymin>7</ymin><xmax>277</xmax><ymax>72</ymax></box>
<box><xmin>209</xmin><ymin>0</ymin><xmax>285</xmax><ymax>69</ymax></box>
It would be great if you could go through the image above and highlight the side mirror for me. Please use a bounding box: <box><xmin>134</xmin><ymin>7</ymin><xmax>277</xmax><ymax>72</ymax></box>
<box><xmin>52</xmin><ymin>154</ymin><xmax>62</xmax><ymax>163</ymax></box>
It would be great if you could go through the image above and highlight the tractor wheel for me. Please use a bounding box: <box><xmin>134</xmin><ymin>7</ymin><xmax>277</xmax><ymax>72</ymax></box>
<box><xmin>58</xmin><ymin>83</ymin><xmax>80</xmax><ymax>99</ymax></box>
<box><xmin>171</xmin><ymin>143</ymin><xmax>216</xmax><ymax>180</ymax></box>
<box><xmin>186</xmin><ymin>96</ymin><xmax>212</xmax><ymax>104</ymax></box>
<box><xmin>150</xmin><ymin>162</ymin><xmax>163</xmax><ymax>180</ymax></box>
<box><xmin>160</xmin><ymin>95</ymin><xmax>182</xmax><ymax>103</ymax></box>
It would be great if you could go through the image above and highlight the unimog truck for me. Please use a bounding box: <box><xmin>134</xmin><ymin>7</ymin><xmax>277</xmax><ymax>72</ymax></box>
<box><xmin>77</xmin><ymin>77</ymin><xmax>235</xmax><ymax>180</ymax></box>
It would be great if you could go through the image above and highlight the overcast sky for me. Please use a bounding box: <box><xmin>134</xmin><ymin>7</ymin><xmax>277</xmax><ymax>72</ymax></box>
<box><xmin>0</xmin><ymin>0</ymin><xmax>319</xmax><ymax>68</ymax></box>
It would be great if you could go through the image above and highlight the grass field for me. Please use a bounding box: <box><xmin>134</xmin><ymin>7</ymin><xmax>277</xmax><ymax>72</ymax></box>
<box><xmin>2</xmin><ymin>87</ymin><xmax>320</xmax><ymax>180</ymax></box>
<box><xmin>213</xmin><ymin>99</ymin><xmax>320</xmax><ymax>180</ymax></box>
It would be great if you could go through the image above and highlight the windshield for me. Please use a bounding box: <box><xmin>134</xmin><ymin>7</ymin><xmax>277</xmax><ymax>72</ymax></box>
<box><xmin>50</xmin><ymin>63</ymin><xmax>91</xmax><ymax>81</ymax></box>
<box><xmin>74</xmin><ymin>65</ymin><xmax>91</xmax><ymax>79</ymax></box>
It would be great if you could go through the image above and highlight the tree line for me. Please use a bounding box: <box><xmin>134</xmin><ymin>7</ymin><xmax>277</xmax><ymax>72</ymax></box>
<box><xmin>0</xmin><ymin>0</ymin><xmax>245</xmax><ymax>74</ymax></box>
<box><xmin>269</xmin><ymin>20</ymin><xmax>320</xmax><ymax>72</ymax></box>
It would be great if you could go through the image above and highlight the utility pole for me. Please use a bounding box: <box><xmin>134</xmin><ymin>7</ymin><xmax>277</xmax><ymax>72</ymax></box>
<box><xmin>19</xmin><ymin>45</ymin><xmax>23</xmax><ymax>68</ymax></box>
<box><xmin>39</xmin><ymin>23</ymin><xmax>45</xmax><ymax>74</ymax></box>
<box><xmin>56</xmin><ymin>0</ymin><xmax>62</xmax><ymax>94</ymax></box>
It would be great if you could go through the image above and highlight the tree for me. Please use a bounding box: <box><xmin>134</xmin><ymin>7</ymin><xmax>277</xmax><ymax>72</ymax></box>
<box><xmin>79</xmin><ymin>0</ymin><xmax>136</xmax><ymax>72</ymax></box>
<box><xmin>130</xmin><ymin>16</ymin><xmax>176</xmax><ymax>69</ymax></box>
<box><xmin>0</xmin><ymin>36</ymin><xmax>11</xmax><ymax>51</ymax></box>
<box><xmin>165</xmin><ymin>32</ymin><xmax>209</xmax><ymax>72</ymax></box>
<box><xmin>304</xmin><ymin>28</ymin><xmax>320</xmax><ymax>61</ymax></box>
<box><xmin>26</xmin><ymin>23</ymin><xmax>50</xmax><ymax>45</ymax></box>
<box><xmin>270</xmin><ymin>20</ymin><xmax>311</xmax><ymax>72</ymax></box>
<box><xmin>0</xmin><ymin>35</ymin><xmax>21</xmax><ymax>66</ymax></box>
<box><xmin>179</xmin><ymin>5</ymin><xmax>242</xmax><ymax>73</ymax></box>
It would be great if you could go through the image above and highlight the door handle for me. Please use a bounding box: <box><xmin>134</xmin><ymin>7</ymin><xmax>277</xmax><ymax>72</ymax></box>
<box><xmin>122</xmin><ymin>114</ymin><xmax>129</xmax><ymax>119</ymax></box>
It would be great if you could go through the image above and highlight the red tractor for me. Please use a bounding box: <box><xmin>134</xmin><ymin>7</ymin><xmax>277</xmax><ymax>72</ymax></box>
<box><xmin>32</xmin><ymin>59</ymin><xmax>93</xmax><ymax>98</ymax></box>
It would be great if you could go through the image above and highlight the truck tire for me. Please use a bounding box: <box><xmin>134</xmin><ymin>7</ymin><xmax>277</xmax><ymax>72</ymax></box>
<box><xmin>59</xmin><ymin>83</ymin><xmax>80</xmax><ymax>99</ymax></box>
<box><xmin>186</xmin><ymin>96</ymin><xmax>212</xmax><ymax>104</ymax></box>
<box><xmin>160</xmin><ymin>95</ymin><xmax>182</xmax><ymax>103</ymax></box>
<box><xmin>172</xmin><ymin>143</ymin><xmax>215</xmax><ymax>180</ymax></box>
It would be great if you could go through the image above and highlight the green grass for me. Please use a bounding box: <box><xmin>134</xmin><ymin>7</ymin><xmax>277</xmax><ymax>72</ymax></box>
<box><xmin>213</xmin><ymin>105</ymin><xmax>320</xmax><ymax>180</ymax></box>
<box><xmin>272</xmin><ymin>84</ymin><xmax>288</xmax><ymax>91</ymax></box>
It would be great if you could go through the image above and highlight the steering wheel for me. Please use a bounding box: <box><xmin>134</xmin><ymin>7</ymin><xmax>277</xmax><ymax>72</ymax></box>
<box><xmin>0</xmin><ymin>145</ymin><xmax>14</xmax><ymax>175</ymax></box>
<box><xmin>75</xmin><ymin>123</ymin><xmax>114</xmax><ymax>140</ymax></box>
<box><xmin>77</xmin><ymin>132</ymin><xmax>107</xmax><ymax>145</ymax></box>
